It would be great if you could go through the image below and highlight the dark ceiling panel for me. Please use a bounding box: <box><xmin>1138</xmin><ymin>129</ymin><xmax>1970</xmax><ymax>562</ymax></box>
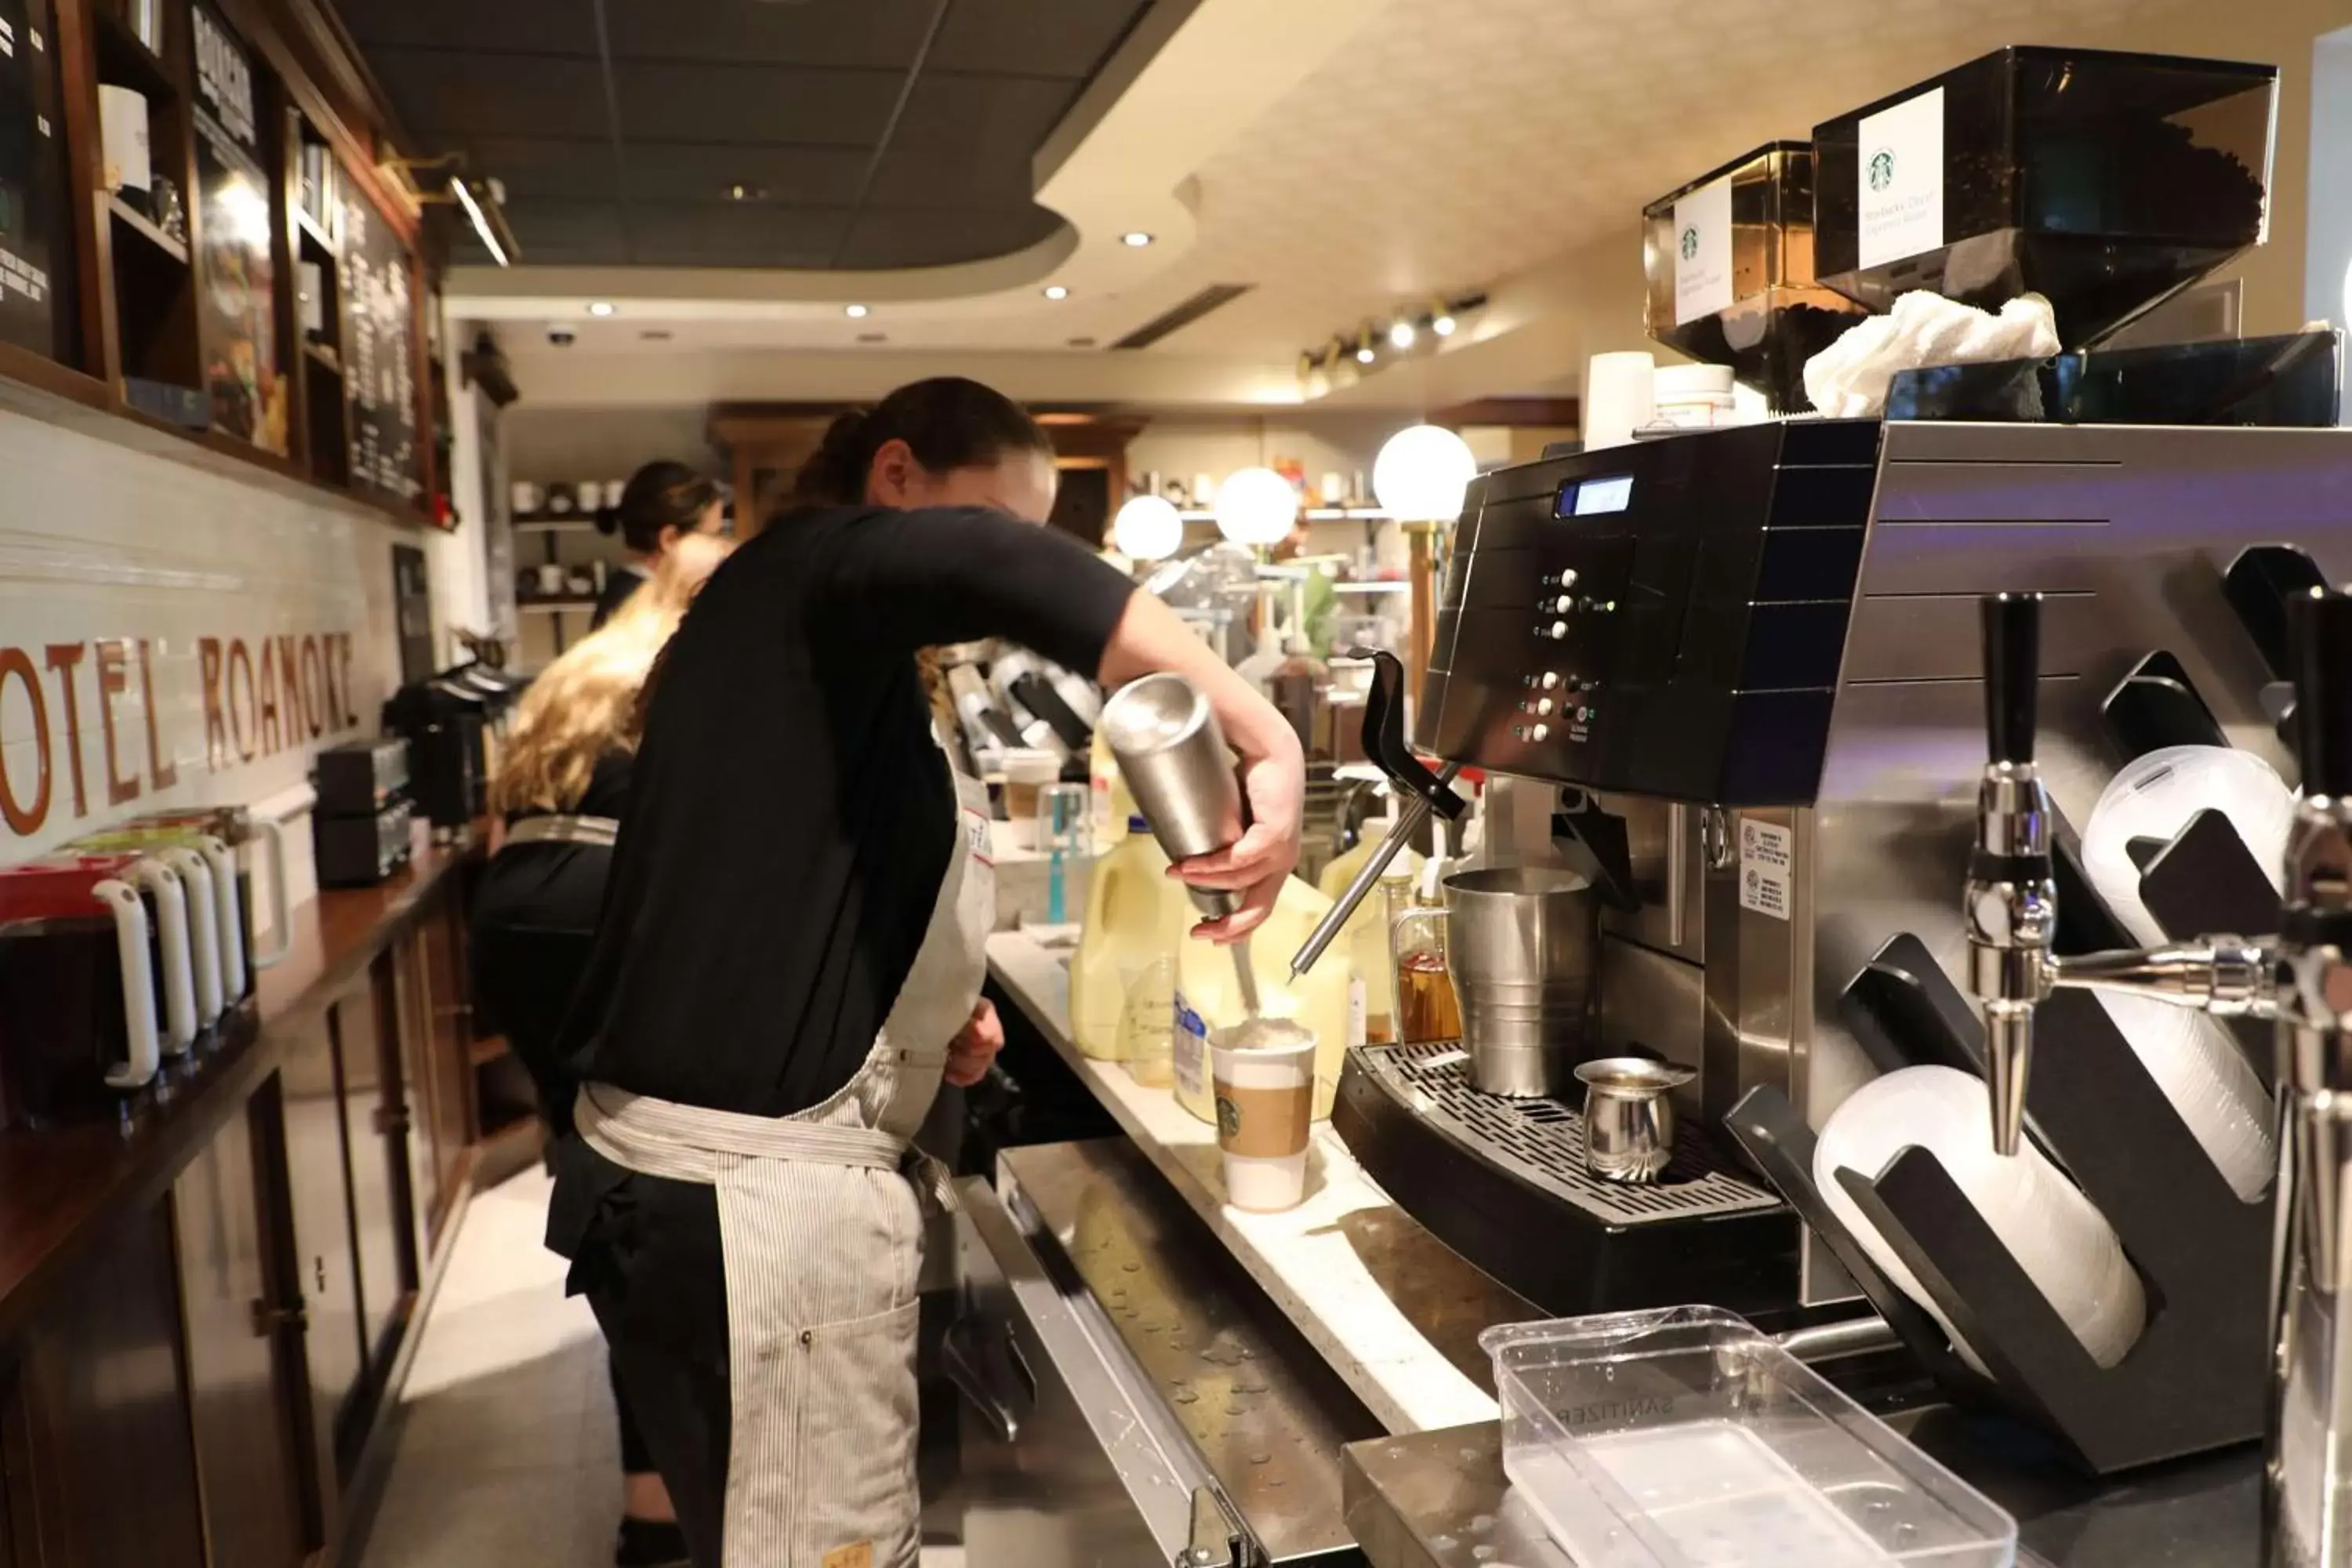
<box><xmin>612</xmin><ymin>60</ymin><xmax>899</xmax><ymax>146</ymax></box>
<box><xmin>341</xmin><ymin>0</ymin><xmax>1165</xmax><ymax>270</ymax></box>
<box><xmin>457</xmin><ymin>135</ymin><xmax>618</xmax><ymax>201</ymax></box>
<box><xmin>369</xmin><ymin>48</ymin><xmax>609</xmax><ymax>140</ymax></box>
<box><xmin>493</xmin><ymin>196</ymin><xmax>633</xmax><ymax>255</ymax></box>
<box><xmin>887</xmin><ymin>71</ymin><xmax>1075</xmax><ymax>154</ymax></box>
<box><xmin>622</xmin><ymin>142</ymin><xmax>870</xmax><ymax>208</ymax></box>
<box><xmin>628</xmin><ymin>210</ymin><xmax>852</xmax><ymax>269</ymax></box>
<box><xmin>862</xmin><ymin>136</ymin><xmax>1030</xmax><ymax>210</ymax></box>
<box><xmin>928</xmin><ymin>0</ymin><xmax>1151</xmax><ymax>78</ymax></box>
<box><xmin>600</xmin><ymin>0</ymin><xmax>939</xmax><ymax>70</ymax></box>
<box><xmin>332</xmin><ymin>0</ymin><xmax>597</xmax><ymax>55</ymax></box>
<box><xmin>833</xmin><ymin>205</ymin><xmax>1065</xmax><ymax>269</ymax></box>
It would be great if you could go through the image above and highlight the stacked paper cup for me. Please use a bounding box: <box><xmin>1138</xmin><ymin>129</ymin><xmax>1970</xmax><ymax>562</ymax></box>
<box><xmin>1815</xmin><ymin>1066</ymin><xmax>2147</xmax><ymax>1372</ymax></box>
<box><xmin>2082</xmin><ymin>745</ymin><xmax>2295</xmax><ymax>946</ymax></box>
<box><xmin>2081</xmin><ymin>744</ymin><xmax>2290</xmax><ymax>1202</ymax></box>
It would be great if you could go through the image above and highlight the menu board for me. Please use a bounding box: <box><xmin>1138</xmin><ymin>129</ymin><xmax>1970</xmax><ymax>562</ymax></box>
<box><xmin>0</xmin><ymin>0</ymin><xmax>68</xmax><ymax>361</ymax></box>
<box><xmin>340</xmin><ymin>189</ymin><xmax>419</xmax><ymax>503</ymax></box>
<box><xmin>192</xmin><ymin>3</ymin><xmax>285</xmax><ymax>452</ymax></box>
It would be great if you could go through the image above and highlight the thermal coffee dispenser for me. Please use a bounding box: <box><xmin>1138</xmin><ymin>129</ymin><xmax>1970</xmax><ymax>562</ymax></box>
<box><xmin>0</xmin><ymin>853</ymin><xmax>190</xmax><ymax>1126</ymax></box>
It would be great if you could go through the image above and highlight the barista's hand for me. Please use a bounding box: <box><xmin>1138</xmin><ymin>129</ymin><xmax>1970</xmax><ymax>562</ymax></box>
<box><xmin>1171</xmin><ymin>734</ymin><xmax>1306</xmax><ymax>944</ymax></box>
<box><xmin>945</xmin><ymin>998</ymin><xmax>1004</xmax><ymax>1087</ymax></box>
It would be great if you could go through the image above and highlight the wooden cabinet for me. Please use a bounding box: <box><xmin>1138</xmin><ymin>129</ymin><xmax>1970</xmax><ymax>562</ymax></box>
<box><xmin>331</xmin><ymin>962</ymin><xmax>416</xmax><ymax>1388</ymax></box>
<box><xmin>17</xmin><ymin>1202</ymin><xmax>207</xmax><ymax>1568</ymax></box>
<box><xmin>278</xmin><ymin>1010</ymin><xmax>364</xmax><ymax>1497</ymax></box>
<box><xmin>172</xmin><ymin>1085</ymin><xmax>310</xmax><ymax>1568</ymax></box>
<box><xmin>0</xmin><ymin>848</ymin><xmax>492</xmax><ymax>1568</ymax></box>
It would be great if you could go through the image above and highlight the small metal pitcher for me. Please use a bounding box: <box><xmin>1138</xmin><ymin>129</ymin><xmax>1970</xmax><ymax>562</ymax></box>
<box><xmin>1575</xmin><ymin>1058</ymin><xmax>1697</xmax><ymax>1185</ymax></box>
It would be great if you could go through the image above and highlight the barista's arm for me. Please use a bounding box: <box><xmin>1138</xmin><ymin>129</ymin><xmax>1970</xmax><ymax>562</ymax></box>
<box><xmin>826</xmin><ymin>506</ymin><xmax>1304</xmax><ymax>937</ymax></box>
<box><xmin>1097</xmin><ymin>591</ymin><xmax>1304</xmax><ymax>942</ymax></box>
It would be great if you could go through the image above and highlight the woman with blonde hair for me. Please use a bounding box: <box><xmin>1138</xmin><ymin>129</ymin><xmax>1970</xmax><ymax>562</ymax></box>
<box><xmin>474</xmin><ymin>528</ymin><xmax>728</xmax><ymax>1568</ymax></box>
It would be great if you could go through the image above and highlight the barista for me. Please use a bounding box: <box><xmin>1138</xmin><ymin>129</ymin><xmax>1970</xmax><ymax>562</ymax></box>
<box><xmin>474</xmin><ymin>532</ymin><xmax>730</xmax><ymax>1568</ymax></box>
<box><xmin>591</xmin><ymin>461</ymin><xmax>727</xmax><ymax>628</ymax></box>
<box><xmin>546</xmin><ymin>376</ymin><xmax>1304</xmax><ymax>1567</ymax></box>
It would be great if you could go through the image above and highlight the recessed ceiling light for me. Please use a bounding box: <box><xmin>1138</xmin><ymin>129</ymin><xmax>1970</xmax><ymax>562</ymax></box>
<box><xmin>844</xmin><ymin>303</ymin><xmax>869</xmax><ymax>318</ymax></box>
<box><xmin>1067</xmin><ymin>336</ymin><xmax>1097</xmax><ymax>348</ymax></box>
<box><xmin>1042</xmin><ymin>285</ymin><xmax>1069</xmax><ymax>300</ymax></box>
<box><xmin>728</xmin><ymin>183</ymin><xmax>764</xmax><ymax>201</ymax></box>
<box><xmin>856</xmin><ymin>332</ymin><xmax>887</xmax><ymax>344</ymax></box>
<box><xmin>641</xmin><ymin>328</ymin><xmax>673</xmax><ymax>342</ymax></box>
<box><xmin>586</xmin><ymin>301</ymin><xmax>615</xmax><ymax>318</ymax></box>
<box><xmin>1120</xmin><ymin>231</ymin><xmax>1153</xmax><ymax>248</ymax></box>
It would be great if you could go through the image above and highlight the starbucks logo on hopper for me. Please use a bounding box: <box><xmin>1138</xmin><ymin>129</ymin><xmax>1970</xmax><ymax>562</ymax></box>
<box><xmin>1868</xmin><ymin>149</ymin><xmax>1896</xmax><ymax>192</ymax></box>
<box><xmin>1679</xmin><ymin>226</ymin><xmax>1698</xmax><ymax>261</ymax></box>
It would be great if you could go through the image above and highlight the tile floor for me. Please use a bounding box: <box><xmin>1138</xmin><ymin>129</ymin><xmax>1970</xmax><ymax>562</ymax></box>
<box><xmin>356</xmin><ymin>1167</ymin><xmax>965</xmax><ymax>1568</ymax></box>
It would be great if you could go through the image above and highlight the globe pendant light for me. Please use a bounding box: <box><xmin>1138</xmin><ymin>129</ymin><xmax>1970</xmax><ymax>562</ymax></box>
<box><xmin>1373</xmin><ymin>423</ymin><xmax>1478</xmax><ymax>523</ymax></box>
<box><xmin>1214</xmin><ymin>466</ymin><xmax>1299</xmax><ymax>546</ymax></box>
<box><xmin>1112</xmin><ymin>494</ymin><xmax>1183</xmax><ymax>561</ymax></box>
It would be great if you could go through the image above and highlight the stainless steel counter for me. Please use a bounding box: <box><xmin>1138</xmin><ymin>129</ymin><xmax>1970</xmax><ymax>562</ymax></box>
<box><xmin>1341</xmin><ymin>1415</ymin><xmax>2262</xmax><ymax>1568</ymax></box>
<box><xmin>955</xmin><ymin>1138</ymin><xmax>1385</xmax><ymax>1565</ymax></box>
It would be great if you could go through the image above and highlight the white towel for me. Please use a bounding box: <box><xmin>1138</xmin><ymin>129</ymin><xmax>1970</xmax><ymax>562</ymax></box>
<box><xmin>1803</xmin><ymin>292</ymin><xmax>2061</xmax><ymax>418</ymax></box>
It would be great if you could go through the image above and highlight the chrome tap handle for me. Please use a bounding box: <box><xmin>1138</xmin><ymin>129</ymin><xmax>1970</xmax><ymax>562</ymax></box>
<box><xmin>2265</xmin><ymin>589</ymin><xmax>2352</xmax><ymax>1568</ymax></box>
<box><xmin>1967</xmin><ymin>593</ymin><xmax>2055</xmax><ymax>1156</ymax></box>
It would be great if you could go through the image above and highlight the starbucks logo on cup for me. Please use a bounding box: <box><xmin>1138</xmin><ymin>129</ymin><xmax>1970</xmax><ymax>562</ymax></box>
<box><xmin>1217</xmin><ymin>1096</ymin><xmax>1241</xmax><ymax>1138</ymax></box>
<box><xmin>1868</xmin><ymin>148</ymin><xmax>1896</xmax><ymax>192</ymax></box>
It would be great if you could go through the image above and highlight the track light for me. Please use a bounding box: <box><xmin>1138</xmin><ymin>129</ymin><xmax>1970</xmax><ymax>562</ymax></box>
<box><xmin>844</xmin><ymin>303</ymin><xmax>869</xmax><ymax>319</ymax></box>
<box><xmin>1389</xmin><ymin>317</ymin><xmax>1417</xmax><ymax>350</ymax></box>
<box><xmin>1355</xmin><ymin>325</ymin><xmax>1377</xmax><ymax>365</ymax></box>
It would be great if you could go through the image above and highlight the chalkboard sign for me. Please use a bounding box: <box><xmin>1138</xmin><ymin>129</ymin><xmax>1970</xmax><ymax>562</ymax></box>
<box><xmin>192</xmin><ymin>3</ymin><xmax>284</xmax><ymax>451</ymax></box>
<box><xmin>340</xmin><ymin>187</ymin><xmax>419</xmax><ymax>503</ymax></box>
<box><xmin>0</xmin><ymin>0</ymin><xmax>69</xmax><ymax>361</ymax></box>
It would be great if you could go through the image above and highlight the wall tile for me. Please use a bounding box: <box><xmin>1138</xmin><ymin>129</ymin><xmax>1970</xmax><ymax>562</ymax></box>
<box><xmin>0</xmin><ymin>407</ymin><xmax>397</xmax><ymax>864</ymax></box>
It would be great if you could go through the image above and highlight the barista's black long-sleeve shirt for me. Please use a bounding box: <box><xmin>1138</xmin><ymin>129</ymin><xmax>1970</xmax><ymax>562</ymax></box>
<box><xmin>560</xmin><ymin>505</ymin><xmax>1134</xmax><ymax>1116</ymax></box>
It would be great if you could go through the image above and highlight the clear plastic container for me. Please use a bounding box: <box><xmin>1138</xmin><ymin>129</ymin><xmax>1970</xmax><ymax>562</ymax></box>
<box><xmin>1480</xmin><ymin>1307</ymin><xmax>2017</xmax><ymax>1568</ymax></box>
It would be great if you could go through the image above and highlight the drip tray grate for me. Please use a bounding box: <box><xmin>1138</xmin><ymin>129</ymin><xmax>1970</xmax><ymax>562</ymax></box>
<box><xmin>1365</xmin><ymin>1041</ymin><xmax>1782</xmax><ymax>1225</ymax></box>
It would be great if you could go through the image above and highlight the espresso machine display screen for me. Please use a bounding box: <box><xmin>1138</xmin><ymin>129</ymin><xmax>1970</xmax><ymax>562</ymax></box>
<box><xmin>1562</xmin><ymin>474</ymin><xmax>1635</xmax><ymax>516</ymax></box>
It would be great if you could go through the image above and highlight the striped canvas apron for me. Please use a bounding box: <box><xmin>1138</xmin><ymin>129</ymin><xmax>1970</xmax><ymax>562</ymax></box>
<box><xmin>575</xmin><ymin>762</ymin><xmax>993</xmax><ymax>1568</ymax></box>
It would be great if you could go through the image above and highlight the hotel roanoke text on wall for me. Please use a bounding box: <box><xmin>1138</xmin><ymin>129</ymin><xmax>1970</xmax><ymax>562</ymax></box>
<box><xmin>0</xmin><ymin>630</ymin><xmax>362</xmax><ymax>839</ymax></box>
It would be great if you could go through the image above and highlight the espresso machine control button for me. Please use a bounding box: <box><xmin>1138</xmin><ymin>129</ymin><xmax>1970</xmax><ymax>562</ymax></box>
<box><xmin>1536</xmin><ymin>699</ymin><xmax>1554</xmax><ymax>715</ymax></box>
<box><xmin>1559</xmin><ymin>568</ymin><xmax>1579</xmax><ymax>588</ymax></box>
<box><xmin>1550</xmin><ymin>622</ymin><xmax>1569</xmax><ymax>640</ymax></box>
<box><xmin>1532</xmin><ymin>724</ymin><xmax>1550</xmax><ymax>742</ymax></box>
<box><xmin>1541</xmin><ymin>672</ymin><xmax>1561</xmax><ymax>690</ymax></box>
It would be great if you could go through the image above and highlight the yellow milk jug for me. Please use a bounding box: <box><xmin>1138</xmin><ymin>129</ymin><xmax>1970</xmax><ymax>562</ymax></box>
<box><xmin>1069</xmin><ymin>818</ymin><xmax>1189</xmax><ymax>1059</ymax></box>
<box><xmin>1171</xmin><ymin>876</ymin><xmax>1353</xmax><ymax>1123</ymax></box>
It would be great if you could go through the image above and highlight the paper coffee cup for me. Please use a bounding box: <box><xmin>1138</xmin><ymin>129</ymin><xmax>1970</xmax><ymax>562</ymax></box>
<box><xmin>1210</xmin><ymin>1020</ymin><xmax>1316</xmax><ymax>1212</ymax></box>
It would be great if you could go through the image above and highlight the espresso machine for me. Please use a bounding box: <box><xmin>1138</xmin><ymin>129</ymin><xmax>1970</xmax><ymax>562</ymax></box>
<box><xmin>1310</xmin><ymin>47</ymin><xmax>2352</xmax><ymax>1348</ymax></box>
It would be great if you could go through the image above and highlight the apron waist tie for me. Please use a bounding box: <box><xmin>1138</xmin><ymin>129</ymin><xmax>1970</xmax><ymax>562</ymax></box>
<box><xmin>575</xmin><ymin>1083</ymin><xmax>957</xmax><ymax>1210</ymax></box>
<box><xmin>503</xmin><ymin>814</ymin><xmax>621</xmax><ymax>850</ymax></box>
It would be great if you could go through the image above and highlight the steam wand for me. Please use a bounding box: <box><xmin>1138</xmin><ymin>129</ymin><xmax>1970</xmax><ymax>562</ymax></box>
<box><xmin>1290</xmin><ymin>648</ymin><xmax>1468</xmax><ymax>978</ymax></box>
<box><xmin>1963</xmin><ymin>589</ymin><xmax>2352</xmax><ymax>1566</ymax></box>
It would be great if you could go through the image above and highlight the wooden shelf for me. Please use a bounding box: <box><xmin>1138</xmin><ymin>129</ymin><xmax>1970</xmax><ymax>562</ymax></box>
<box><xmin>89</xmin><ymin>5</ymin><xmax>176</xmax><ymax>100</ymax></box>
<box><xmin>514</xmin><ymin>518</ymin><xmax>594</xmax><ymax>533</ymax></box>
<box><xmin>108</xmin><ymin>198</ymin><xmax>189</xmax><ymax>267</ymax></box>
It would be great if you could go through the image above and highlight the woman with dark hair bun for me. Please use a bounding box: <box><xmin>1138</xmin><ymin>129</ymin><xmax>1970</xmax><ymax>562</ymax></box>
<box><xmin>546</xmin><ymin>376</ymin><xmax>1305</xmax><ymax>1566</ymax></box>
<box><xmin>591</xmin><ymin>461</ymin><xmax>725</xmax><ymax>629</ymax></box>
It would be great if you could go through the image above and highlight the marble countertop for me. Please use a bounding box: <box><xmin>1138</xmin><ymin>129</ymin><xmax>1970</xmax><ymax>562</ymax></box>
<box><xmin>985</xmin><ymin>928</ymin><xmax>1514</xmax><ymax>1437</ymax></box>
